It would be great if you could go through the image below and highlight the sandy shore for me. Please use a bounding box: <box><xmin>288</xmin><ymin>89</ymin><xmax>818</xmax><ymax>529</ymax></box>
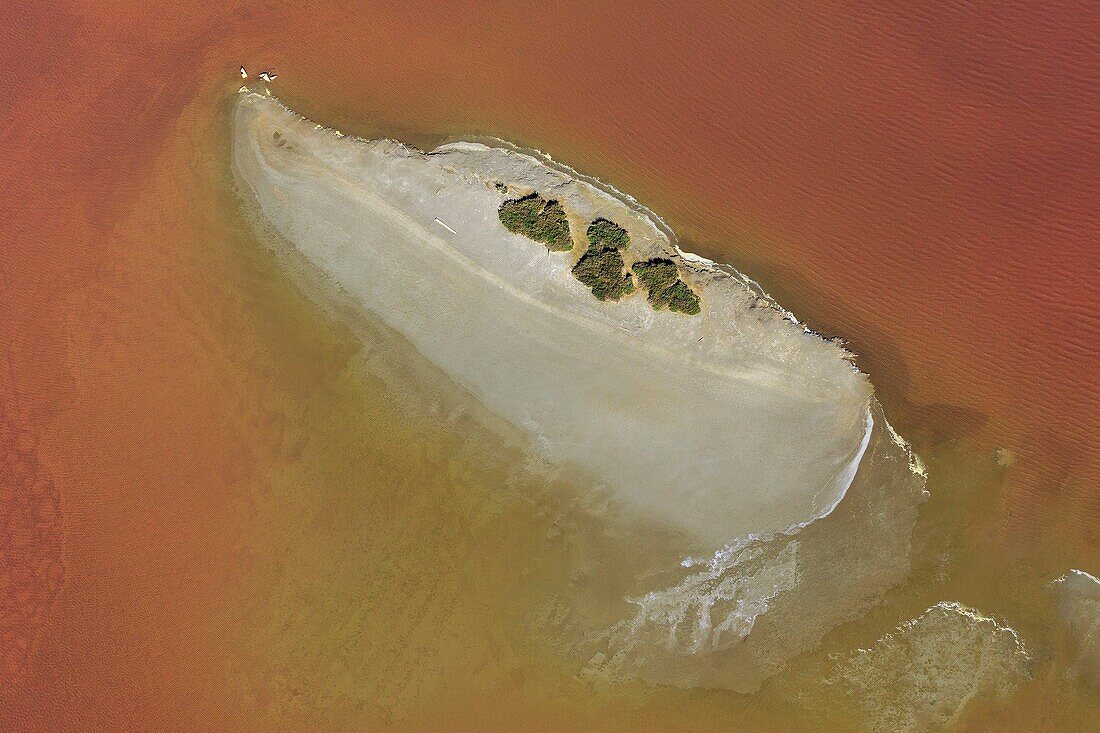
<box><xmin>231</xmin><ymin>89</ymin><xmax>927</xmax><ymax>690</ymax></box>
<box><xmin>230</xmin><ymin>90</ymin><xmax>883</xmax><ymax>546</ymax></box>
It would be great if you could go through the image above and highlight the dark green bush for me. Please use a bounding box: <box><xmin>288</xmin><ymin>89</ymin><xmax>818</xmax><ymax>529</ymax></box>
<box><xmin>632</xmin><ymin>258</ymin><xmax>701</xmax><ymax>315</ymax></box>
<box><xmin>585</xmin><ymin>218</ymin><xmax>630</xmax><ymax>250</ymax></box>
<box><xmin>498</xmin><ymin>193</ymin><xmax>573</xmax><ymax>251</ymax></box>
<box><xmin>572</xmin><ymin>245</ymin><xmax>635</xmax><ymax>301</ymax></box>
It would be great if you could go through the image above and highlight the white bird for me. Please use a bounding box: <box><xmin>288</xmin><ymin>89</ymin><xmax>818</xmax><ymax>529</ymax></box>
<box><xmin>240</xmin><ymin>66</ymin><xmax>248</xmax><ymax>79</ymax></box>
<box><xmin>258</xmin><ymin>70</ymin><xmax>278</xmax><ymax>82</ymax></box>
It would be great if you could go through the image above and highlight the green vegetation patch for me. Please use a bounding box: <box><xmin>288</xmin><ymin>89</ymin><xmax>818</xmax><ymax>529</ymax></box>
<box><xmin>572</xmin><ymin>245</ymin><xmax>635</xmax><ymax>301</ymax></box>
<box><xmin>568</xmin><ymin>217</ymin><xmax>636</xmax><ymax>301</ymax></box>
<box><xmin>585</xmin><ymin>218</ymin><xmax>631</xmax><ymax>250</ymax></box>
<box><xmin>498</xmin><ymin>193</ymin><xmax>574</xmax><ymax>251</ymax></box>
<box><xmin>632</xmin><ymin>258</ymin><xmax>701</xmax><ymax>315</ymax></box>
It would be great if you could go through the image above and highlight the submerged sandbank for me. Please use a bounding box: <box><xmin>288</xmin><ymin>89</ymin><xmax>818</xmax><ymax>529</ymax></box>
<box><xmin>836</xmin><ymin>602</ymin><xmax>1031</xmax><ymax>733</ymax></box>
<box><xmin>231</xmin><ymin>89</ymin><xmax>926</xmax><ymax>690</ymax></box>
<box><xmin>1054</xmin><ymin>569</ymin><xmax>1100</xmax><ymax>688</ymax></box>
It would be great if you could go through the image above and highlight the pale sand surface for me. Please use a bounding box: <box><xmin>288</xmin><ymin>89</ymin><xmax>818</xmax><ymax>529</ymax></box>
<box><xmin>231</xmin><ymin>90</ymin><xmax>930</xmax><ymax>691</ymax></box>
<box><xmin>232</xmin><ymin>90</ymin><xmax>877</xmax><ymax>548</ymax></box>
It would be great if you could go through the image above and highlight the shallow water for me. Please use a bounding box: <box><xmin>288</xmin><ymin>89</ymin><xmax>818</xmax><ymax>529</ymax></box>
<box><xmin>3</xmin><ymin>2</ymin><xmax>1098</xmax><ymax>731</ymax></box>
<box><xmin>204</xmin><ymin>174</ymin><xmax>1095</xmax><ymax>730</ymax></box>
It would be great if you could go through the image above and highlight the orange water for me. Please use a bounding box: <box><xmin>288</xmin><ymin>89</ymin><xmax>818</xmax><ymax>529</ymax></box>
<box><xmin>2</xmin><ymin>2</ymin><xmax>1097</xmax><ymax>730</ymax></box>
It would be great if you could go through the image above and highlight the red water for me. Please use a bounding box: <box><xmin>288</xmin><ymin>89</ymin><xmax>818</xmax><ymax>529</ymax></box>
<box><xmin>2</xmin><ymin>1</ymin><xmax>1097</xmax><ymax>729</ymax></box>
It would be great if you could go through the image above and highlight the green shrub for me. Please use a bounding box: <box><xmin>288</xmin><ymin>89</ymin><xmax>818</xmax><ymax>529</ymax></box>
<box><xmin>567</xmin><ymin>217</ymin><xmax>635</xmax><ymax>300</ymax></box>
<box><xmin>586</xmin><ymin>218</ymin><xmax>630</xmax><ymax>250</ymax></box>
<box><xmin>498</xmin><ymin>193</ymin><xmax>574</xmax><ymax>251</ymax></box>
<box><xmin>572</xmin><ymin>245</ymin><xmax>635</xmax><ymax>301</ymax></box>
<box><xmin>632</xmin><ymin>258</ymin><xmax>701</xmax><ymax>315</ymax></box>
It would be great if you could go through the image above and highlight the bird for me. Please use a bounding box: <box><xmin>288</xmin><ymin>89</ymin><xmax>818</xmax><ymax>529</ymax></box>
<box><xmin>258</xmin><ymin>70</ymin><xmax>278</xmax><ymax>82</ymax></box>
<box><xmin>240</xmin><ymin>66</ymin><xmax>248</xmax><ymax>79</ymax></box>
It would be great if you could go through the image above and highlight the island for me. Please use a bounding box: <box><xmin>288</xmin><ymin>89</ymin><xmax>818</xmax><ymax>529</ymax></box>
<box><xmin>231</xmin><ymin>89</ymin><xmax>928</xmax><ymax>692</ymax></box>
